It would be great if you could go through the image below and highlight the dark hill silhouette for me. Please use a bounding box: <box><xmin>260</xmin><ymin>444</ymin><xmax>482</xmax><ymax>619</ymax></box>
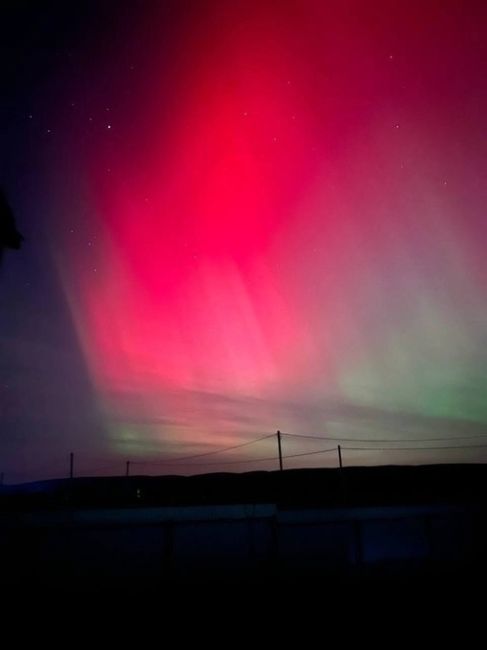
<box><xmin>1</xmin><ymin>463</ymin><xmax>486</xmax><ymax>511</ymax></box>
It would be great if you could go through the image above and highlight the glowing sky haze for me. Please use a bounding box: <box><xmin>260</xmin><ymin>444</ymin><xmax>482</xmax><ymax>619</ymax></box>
<box><xmin>1</xmin><ymin>1</ymin><xmax>487</xmax><ymax>481</ymax></box>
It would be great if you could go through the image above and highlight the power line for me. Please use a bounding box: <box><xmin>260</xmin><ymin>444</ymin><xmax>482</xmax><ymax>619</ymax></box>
<box><xmin>131</xmin><ymin>433</ymin><xmax>275</xmax><ymax>465</ymax></box>
<box><xmin>342</xmin><ymin>444</ymin><xmax>487</xmax><ymax>451</ymax></box>
<box><xmin>176</xmin><ymin>455</ymin><xmax>282</xmax><ymax>467</ymax></box>
<box><xmin>16</xmin><ymin>432</ymin><xmax>487</xmax><ymax>484</ymax></box>
<box><xmin>281</xmin><ymin>432</ymin><xmax>487</xmax><ymax>443</ymax></box>
<box><xmin>282</xmin><ymin>447</ymin><xmax>337</xmax><ymax>460</ymax></box>
<box><xmin>138</xmin><ymin>446</ymin><xmax>338</xmax><ymax>467</ymax></box>
<box><xmin>179</xmin><ymin>443</ymin><xmax>487</xmax><ymax>467</ymax></box>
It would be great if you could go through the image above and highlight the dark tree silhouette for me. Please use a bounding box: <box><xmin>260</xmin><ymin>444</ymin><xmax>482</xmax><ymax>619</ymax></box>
<box><xmin>0</xmin><ymin>189</ymin><xmax>23</xmax><ymax>265</ymax></box>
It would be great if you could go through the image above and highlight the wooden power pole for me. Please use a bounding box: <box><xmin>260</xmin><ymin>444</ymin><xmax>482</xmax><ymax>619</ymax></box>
<box><xmin>277</xmin><ymin>430</ymin><xmax>283</xmax><ymax>471</ymax></box>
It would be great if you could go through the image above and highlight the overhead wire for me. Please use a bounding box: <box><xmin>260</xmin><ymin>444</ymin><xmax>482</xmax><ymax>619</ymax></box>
<box><xmin>281</xmin><ymin>431</ymin><xmax>487</xmax><ymax>443</ymax></box>
<box><xmin>131</xmin><ymin>433</ymin><xmax>275</xmax><ymax>465</ymax></box>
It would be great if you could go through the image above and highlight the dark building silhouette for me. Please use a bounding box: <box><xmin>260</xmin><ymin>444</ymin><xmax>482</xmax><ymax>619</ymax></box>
<box><xmin>0</xmin><ymin>189</ymin><xmax>23</xmax><ymax>265</ymax></box>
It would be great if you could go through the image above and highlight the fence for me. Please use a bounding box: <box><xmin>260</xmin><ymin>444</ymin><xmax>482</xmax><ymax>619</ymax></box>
<box><xmin>1</xmin><ymin>500</ymin><xmax>485</xmax><ymax>588</ymax></box>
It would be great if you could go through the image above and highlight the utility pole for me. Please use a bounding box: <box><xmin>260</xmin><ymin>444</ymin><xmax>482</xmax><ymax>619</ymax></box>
<box><xmin>69</xmin><ymin>452</ymin><xmax>74</xmax><ymax>479</ymax></box>
<box><xmin>277</xmin><ymin>430</ymin><xmax>283</xmax><ymax>471</ymax></box>
<box><xmin>126</xmin><ymin>460</ymin><xmax>130</xmax><ymax>477</ymax></box>
<box><xmin>338</xmin><ymin>445</ymin><xmax>346</xmax><ymax>504</ymax></box>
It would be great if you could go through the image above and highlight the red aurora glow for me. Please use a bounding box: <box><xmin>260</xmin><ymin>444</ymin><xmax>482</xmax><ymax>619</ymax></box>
<box><xmin>50</xmin><ymin>1</ymin><xmax>487</xmax><ymax>465</ymax></box>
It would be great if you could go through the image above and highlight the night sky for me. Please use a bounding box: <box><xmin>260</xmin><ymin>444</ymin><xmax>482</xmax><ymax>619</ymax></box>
<box><xmin>1</xmin><ymin>0</ymin><xmax>487</xmax><ymax>483</ymax></box>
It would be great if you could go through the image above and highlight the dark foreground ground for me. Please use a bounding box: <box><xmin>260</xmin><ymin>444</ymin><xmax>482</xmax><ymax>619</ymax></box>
<box><xmin>1</xmin><ymin>464</ymin><xmax>486</xmax><ymax>603</ymax></box>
